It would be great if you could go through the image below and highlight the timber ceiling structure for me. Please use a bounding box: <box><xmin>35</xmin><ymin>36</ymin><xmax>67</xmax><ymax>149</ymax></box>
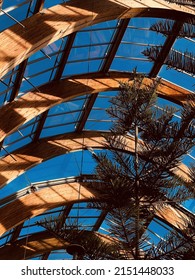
<box><xmin>0</xmin><ymin>0</ymin><xmax>194</xmax><ymax>260</ymax></box>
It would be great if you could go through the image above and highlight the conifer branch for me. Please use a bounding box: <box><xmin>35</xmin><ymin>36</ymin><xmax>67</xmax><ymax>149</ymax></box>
<box><xmin>150</xmin><ymin>19</ymin><xmax>195</xmax><ymax>38</ymax></box>
<box><xmin>143</xmin><ymin>46</ymin><xmax>195</xmax><ymax>75</ymax></box>
<box><xmin>164</xmin><ymin>0</ymin><xmax>195</xmax><ymax>6</ymax></box>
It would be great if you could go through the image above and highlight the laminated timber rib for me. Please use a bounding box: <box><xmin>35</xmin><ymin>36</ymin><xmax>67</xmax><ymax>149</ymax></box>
<box><xmin>0</xmin><ymin>0</ymin><xmax>194</xmax><ymax>260</ymax></box>
<box><xmin>0</xmin><ymin>231</ymin><xmax>119</xmax><ymax>260</ymax></box>
<box><xmin>0</xmin><ymin>0</ymin><xmax>194</xmax><ymax>79</ymax></box>
<box><xmin>0</xmin><ymin>71</ymin><xmax>192</xmax><ymax>143</ymax></box>
<box><xmin>0</xmin><ymin>181</ymin><xmax>193</xmax><ymax>238</ymax></box>
<box><xmin>0</xmin><ymin>131</ymin><xmax>191</xmax><ymax>188</ymax></box>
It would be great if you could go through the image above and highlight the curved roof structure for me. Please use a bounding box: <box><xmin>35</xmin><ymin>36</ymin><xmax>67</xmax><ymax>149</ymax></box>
<box><xmin>0</xmin><ymin>0</ymin><xmax>194</xmax><ymax>260</ymax></box>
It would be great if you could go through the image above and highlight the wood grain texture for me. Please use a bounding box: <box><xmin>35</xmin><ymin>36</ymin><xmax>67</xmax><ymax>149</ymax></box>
<box><xmin>0</xmin><ymin>182</ymin><xmax>95</xmax><ymax>236</ymax></box>
<box><xmin>0</xmin><ymin>181</ymin><xmax>192</xmax><ymax>238</ymax></box>
<box><xmin>0</xmin><ymin>131</ymin><xmax>191</xmax><ymax>188</ymax></box>
<box><xmin>0</xmin><ymin>71</ymin><xmax>192</xmax><ymax>143</ymax></box>
<box><xmin>0</xmin><ymin>231</ymin><xmax>69</xmax><ymax>260</ymax></box>
<box><xmin>0</xmin><ymin>230</ymin><xmax>118</xmax><ymax>260</ymax></box>
<box><xmin>0</xmin><ymin>0</ymin><xmax>194</xmax><ymax>79</ymax></box>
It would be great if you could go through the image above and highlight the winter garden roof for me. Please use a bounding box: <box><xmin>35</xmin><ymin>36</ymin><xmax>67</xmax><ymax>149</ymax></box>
<box><xmin>0</xmin><ymin>0</ymin><xmax>194</xmax><ymax>260</ymax></box>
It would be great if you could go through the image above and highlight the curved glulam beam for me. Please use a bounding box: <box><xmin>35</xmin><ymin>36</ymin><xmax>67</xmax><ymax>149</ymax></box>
<box><xmin>0</xmin><ymin>131</ymin><xmax>191</xmax><ymax>188</ymax></box>
<box><xmin>0</xmin><ymin>0</ymin><xmax>194</xmax><ymax>79</ymax></box>
<box><xmin>0</xmin><ymin>231</ymin><xmax>69</xmax><ymax>260</ymax></box>
<box><xmin>0</xmin><ymin>181</ymin><xmax>192</xmax><ymax>238</ymax></box>
<box><xmin>0</xmin><ymin>230</ymin><xmax>117</xmax><ymax>260</ymax></box>
<box><xmin>0</xmin><ymin>182</ymin><xmax>95</xmax><ymax>236</ymax></box>
<box><xmin>0</xmin><ymin>71</ymin><xmax>192</xmax><ymax>143</ymax></box>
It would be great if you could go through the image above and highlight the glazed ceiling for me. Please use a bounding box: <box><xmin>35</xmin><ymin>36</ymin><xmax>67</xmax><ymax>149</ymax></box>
<box><xmin>0</xmin><ymin>0</ymin><xmax>194</xmax><ymax>260</ymax></box>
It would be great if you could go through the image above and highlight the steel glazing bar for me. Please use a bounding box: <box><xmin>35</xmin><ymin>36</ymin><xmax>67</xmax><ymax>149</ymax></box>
<box><xmin>1</xmin><ymin>0</ymin><xmax>45</xmax><ymax>102</ymax></box>
<box><xmin>0</xmin><ymin>182</ymin><xmax>193</xmax><ymax>237</ymax></box>
<box><xmin>76</xmin><ymin>19</ymin><xmax>130</xmax><ymax>132</ymax></box>
<box><xmin>101</xmin><ymin>19</ymin><xmax>130</xmax><ymax>73</ymax></box>
<box><xmin>0</xmin><ymin>8</ymin><xmax>25</xmax><ymax>28</ymax></box>
<box><xmin>149</xmin><ymin>20</ymin><xmax>185</xmax><ymax>77</ymax></box>
<box><xmin>0</xmin><ymin>131</ymin><xmax>191</xmax><ymax>188</ymax></box>
<box><xmin>0</xmin><ymin>71</ymin><xmax>192</xmax><ymax>143</ymax></box>
<box><xmin>0</xmin><ymin>175</ymin><xmax>95</xmax><ymax>207</ymax></box>
<box><xmin>0</xmin><ymin>0</ymin><xmax>194</xmax><ymax>79</ymax></box>
<box><xmin>32</xmin><ymin>33</ymin><xmax>77</xmax><ymax>142</ymax></box>
<box><xmin>41</xmin><ymin>204</ymin><xmax>73</xmax><ymax>260</ymax></box>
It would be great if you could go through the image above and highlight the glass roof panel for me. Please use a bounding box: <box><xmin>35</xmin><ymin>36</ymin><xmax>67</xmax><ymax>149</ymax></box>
<box><xmin>0</xmin><ymin>69</ymin><xmax>18</xmax><ymax>106</ymax></box>
<box><xmin>0</xmin><ymin>0</ymin><xmax>194</xmax><ymax>260</ymax></box>
<box><xmin>130</xmin><ymin>17</ymin><xmax>165</xmax><ymax>29</ymax></box>
<box><xmin>0</xmin><ymin>232</ymin><xmax>11</xmax><ymax>247</ymax></box>
<box><xmin>69</xmin><ymin>44</ymin><xmax>109</xmax><ymax>61</ymax></box>
<box><xmin>24</xmin><ymin>151</ymin><xmax>95</xmax><ymax>183</ymax></box>
<box><xmin>45</xmin><ymin>110</ymin><xmax>81</xmax><ymax>127</ymax></box>
<box><xmin>63</xmin><ymin>59</ymin><xmax>104</xmax><ymax>77</ymax></box>
<box><xmin>62</xmin><ymin>20</ymin><xmax>118</xmax><ymax>76</ymax></box>
<box><xmin>0</xmin><ymin>0</ymin><xmax>32</xmax><ymax>31</ymax></box>
<box><xmin>1</xmin><ymin>120</ymin><xmax>38</xmax><ymax>154</ymax></box>
<box><xmin>82</xmin><ymin>20</ymin><xmax>119</xmax><ymax>31</ymax></box>
<box><xmin>111</xmin><ymin>58</ymin><xmax>154</xmax><ymax>73</ymax></box>
<box><xmin>123</xmin><ymin>27</ymin><xmax>165</xmax><ymax>45</ymax></box>
<box><xmin>44</xmin><ymin>0</ymin><xmax>69</xmax><ymax>9</ymax></box>
<box><xmin>159</xmin><ymin>66</ymin><xmax>195</xmax><ymax>91</ymax></box>
<box><xmin>173</xmin><ymin>37</ymin><xmax>195</xmax><ymax>53</ymax></box>
<box><xmin>147</xmin><ymin>219</ymin><xmax>173</xmax><ymax>245</ymax></box>
<box><xmin>111</xmin><ymin>18</ymin><xmax>166</xmax><ymax>73</ymax></box>
<box><xmin>25</xmin><ymin>54</ymin><xmax>58</xmax><ymax>77</ymax></box>
<box><xmin>40</xmin><ymin>123</ymin><xmax>76</xmax><ymax>138</ymax></box>
<box><xmin>183</xmin><ymin>199</ymin><xmax>195</xmax><ymax>214</ymax></box>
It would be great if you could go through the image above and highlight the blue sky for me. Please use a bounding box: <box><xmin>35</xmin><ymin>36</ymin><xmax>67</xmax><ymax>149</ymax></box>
<box><xmin>0</xmin><ymin>0</ymin><xmax>194</xmax><ymax>259</ymax></box>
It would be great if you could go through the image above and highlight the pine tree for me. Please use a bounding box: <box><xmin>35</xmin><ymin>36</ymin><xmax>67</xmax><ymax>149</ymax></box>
<box><xmin>38</xmin><ymin>72</ymin><xmax>195</xmax><ymax>259</ymax></box>
<box><xmin>89</xmin><ymin>71</ymin><xmax>195</xmax><ymax>259</ymax></box>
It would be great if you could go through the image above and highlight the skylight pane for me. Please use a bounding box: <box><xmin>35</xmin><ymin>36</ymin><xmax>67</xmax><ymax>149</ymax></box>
<box><xmin>123</xmin><ymin>26</ymin><xmax>165</xmax><ymax>45</ymax></box>
<box><xmin>117</xmin><ymin>43</ymin><xmax>154</xmax><ymax>59</ymax></box>
<box><xmin>111</xmin><ymin>58</ymin><xmax>154</xmax><ymax>73</ymax></box>
<box><xmin>69</xmin><ymin>45</ymin><xmax>109</xmax><ymax>61</ymax></box>
<box><xmin>40</xmin><ymin>123</ymin><xmax>76</xmax><ymax>138</ymax></box>
<box><xmin>159</xmin><ymin>66</ymin><xmax>195</xmax><ymax>92</ymax></box>
<box><xmin>63</xmin><ymin>59</ymin><xmax>104</xmax><ymax>76</ymax></box>
<box><xmin>44</xmin><ymin>0</ymin><xmax>68</xmax><ymax>9</ymax></box>
<box><xmin>2</xmin><ymin>118</ymin><xmax>38</xmax><ymax>154</ymax></box>
<box><xmin>0</xmin><ymin>1</ymin><xmax>31</xmax><ymax>31</ymax></box>
<box><xmin>173</xmin><ymin>37</ymin><xmax>194</xmax><ymax>52</ymax></box>
<box><xmin>44</xmin><ymin>111</ymin><xmax>81</xmax><ymax>127</ymax></box>
<box><xmin>25</xmin><ymin>57</ymin><xmax>58</xmax><ymax>78</ymax></box>
<box><xmin>0</xmin><ymin>174</ymin><xmax>28</xmax><ymax>199</ymax></box>
<box><xmin>82</xmin><ymin>20</ymin><xmax>118</xmax><ymax>31</ymax></box>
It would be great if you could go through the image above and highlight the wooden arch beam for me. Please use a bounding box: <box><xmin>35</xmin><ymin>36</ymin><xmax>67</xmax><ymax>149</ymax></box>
<box><xmin>0</xmin><ymin>181</ymin><xmax>193</xmax><ymax>238</ymax></box>
<box><xmin>0</xmin><ymin>230</ymin><xmax>117</xmax><ymax>260</ymax></box>
<box><xmin>0</xmin><ymin>181</ymin><xmax>95</xmax><ymax>236</ymax></box>
<box><xmin>0</xmin><ymin>71</ymin><xmax>192</xmax><ymax>143</ymax></box>
<box><xmin>0</xmin><ymin>231</ymin><xmax>70</xmax><ymax>260</ymax></box>
<box><xmin>0</xmin><ymin>0</ymin><xmax>194</xmax><ymax>79</ymax></box>
<box><xmin>0</xmin><ymin>131</ymin><xmax>191</xmax><ymax>188</ymax></box>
